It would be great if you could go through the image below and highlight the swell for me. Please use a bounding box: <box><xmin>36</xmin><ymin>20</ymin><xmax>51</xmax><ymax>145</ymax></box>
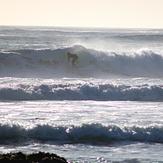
<box><xmin>0</xmin><ymin>45</ymin><xmax>163</xmax><ymax>77</ymax></box>
<box><xmin>0</xmin><ymin>123</ymin><xmax>163</xmax><ymax>144</ymax></box>
<box><xmin>0</xmin><ymin>82</ymin><xmax>163</xmax><ymax>101</ymax></box>
<box><xmin>114</xmin><ymin>34</ymin><xmax>163</xmax><ymax>41</ymax></box>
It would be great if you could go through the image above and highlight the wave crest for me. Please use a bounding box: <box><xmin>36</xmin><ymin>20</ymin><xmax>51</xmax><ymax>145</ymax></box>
<box><xmin>1</xmin><ymin>45</ymin><xmax>163</xmax><ymax>77</ymax></box>
<box><xmin>0</xmin><ymin>123</ymin><xmax>163</xmax><ymax>144</ymax></box>
<box><xmin>0</xmin><ymin>82</ymin><xmax>163</xmax><ymax>101</ymax></box>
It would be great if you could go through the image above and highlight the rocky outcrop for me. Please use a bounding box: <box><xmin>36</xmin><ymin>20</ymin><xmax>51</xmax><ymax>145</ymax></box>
<box><xmin>0</xmin><ymin>152</ymin><xmax>68</xmax><ymax>162</ymax></box>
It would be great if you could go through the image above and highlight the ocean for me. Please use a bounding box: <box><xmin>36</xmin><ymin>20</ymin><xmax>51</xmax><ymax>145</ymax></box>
<box><xmin>0</xmin><ymin>26</ymin><xmax>163</xmax><ymax>162</ymax></box>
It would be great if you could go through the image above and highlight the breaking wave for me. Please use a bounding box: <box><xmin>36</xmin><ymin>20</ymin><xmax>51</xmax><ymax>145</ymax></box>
<box><xmin>1</xmin><ymin>45</ymin><xmax>163</xmax><ymax>77</ymax></box>
<box><xmin>0</xmin><ymin>82</ymin><xmax>163</xmax><ymax>101</ymax></box>
<box><xmin>0</xmin><ymin>123</ymin><xmax>163</xmax><ymax>144</ymax></box>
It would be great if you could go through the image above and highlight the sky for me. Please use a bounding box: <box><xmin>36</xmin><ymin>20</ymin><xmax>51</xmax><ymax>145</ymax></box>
<box><xmin>0</xmin><ymin>0</ymin><xmax>163</xmax><ymax>28</ymax></box>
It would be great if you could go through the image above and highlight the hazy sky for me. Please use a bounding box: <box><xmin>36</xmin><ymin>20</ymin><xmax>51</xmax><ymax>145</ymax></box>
<box><xmin>0</xmin><ymin>0</ymin><xmax>163</xmax><ymax>28</ymax></box>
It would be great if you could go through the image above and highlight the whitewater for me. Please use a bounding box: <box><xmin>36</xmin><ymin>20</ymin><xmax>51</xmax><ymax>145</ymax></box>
<box><xmin>0</xmin><ymin>26</ymin><xmax>163</xmax><ymax>162</ymax></box>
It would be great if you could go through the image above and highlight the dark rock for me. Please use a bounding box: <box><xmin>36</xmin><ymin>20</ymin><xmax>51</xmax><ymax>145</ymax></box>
<box><xmin>0</xmin><ymin>152</ymin><xmax>68</xmax><ymax>163</ymax></box>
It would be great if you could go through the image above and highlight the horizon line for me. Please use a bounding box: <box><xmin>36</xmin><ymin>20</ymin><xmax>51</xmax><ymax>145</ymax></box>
<box><xmin>0</xmin><ymin>24</ymin><xmax>163</xmax><ymax>30</ymax></box>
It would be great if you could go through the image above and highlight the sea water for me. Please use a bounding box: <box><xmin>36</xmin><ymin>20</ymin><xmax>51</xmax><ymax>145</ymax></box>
<box><xmin>0</xmin><ymin>26</ymin><xmax>163</xmax><ymax>162</ymax></box>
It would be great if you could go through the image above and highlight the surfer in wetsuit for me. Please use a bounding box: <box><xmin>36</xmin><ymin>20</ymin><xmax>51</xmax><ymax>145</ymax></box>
<box><xmin>67</xmin><ymin>52</ymin><xmax>78</xmax><ymax>66</ymax></box>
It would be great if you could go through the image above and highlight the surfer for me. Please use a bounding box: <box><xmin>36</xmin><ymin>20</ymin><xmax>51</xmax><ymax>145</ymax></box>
<box><xmin>67</xmin><ymin>52</ymin><xmax>78</xmax><ymax>66</ymax></box>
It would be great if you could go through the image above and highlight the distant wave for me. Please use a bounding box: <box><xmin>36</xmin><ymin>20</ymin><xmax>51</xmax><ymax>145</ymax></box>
<box><xmin>0</xmin><ymin>123</ymin><xmax>163</xmax><ymax>144</ymax></box>
<box><xmin>1</xmin><ymin>45</ymin><xmax>163</xmax><ymax>77</ymax></box>
<box><xmin>0</xmin><ymin>82</ymin><xmax>163</xmax><ymax>101</ymax></box>
<box><xmin>114</xmin><ymin>34</ymin><xmax>163</xmax><ymax>41</ymax></box>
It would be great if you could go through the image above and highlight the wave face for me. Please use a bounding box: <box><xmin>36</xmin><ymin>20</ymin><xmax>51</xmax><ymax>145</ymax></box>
<box><xmin>0</xmin><ymin>82</ymin><xmax>163</xmax><ymax>101</ymax></box>
<box><xmin>1</xmin><ymin>45</ymin><xmax>163</xmax><ymax>77</ymax></box>
<box><xmin>0</xmin><ymin>123</ymin><xmax>163</xmax><ymax>144</ymax></box>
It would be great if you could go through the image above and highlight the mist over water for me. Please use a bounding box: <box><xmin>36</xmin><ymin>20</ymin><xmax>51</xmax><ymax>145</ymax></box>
<box><xmin>0</xmin><ymin>26</ymin><xmax>163</xmax><ymax>51</ymax></box>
